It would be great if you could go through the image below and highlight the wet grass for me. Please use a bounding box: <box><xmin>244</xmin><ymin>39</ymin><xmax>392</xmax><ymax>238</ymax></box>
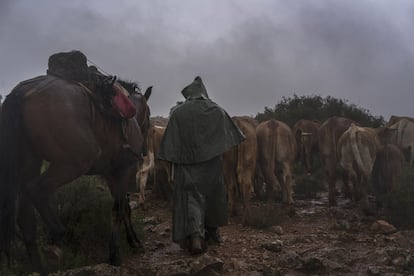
<box><xmin>1</xmin><ymin>176</ymin><xmax>144</xmax><ymax>275</ymax></box>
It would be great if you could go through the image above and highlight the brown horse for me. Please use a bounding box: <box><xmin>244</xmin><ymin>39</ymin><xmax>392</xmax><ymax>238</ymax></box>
<box><xmin>0</xmin><ymin>73</ymin><xmax>151</xmax><ymax>273</ymax></box>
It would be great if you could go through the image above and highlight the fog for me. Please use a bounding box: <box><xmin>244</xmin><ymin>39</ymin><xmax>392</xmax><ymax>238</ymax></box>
<box><xmin>1</xmin><ymin>0</ymin><xmax>414</xmax><ymax>119</ymax></box>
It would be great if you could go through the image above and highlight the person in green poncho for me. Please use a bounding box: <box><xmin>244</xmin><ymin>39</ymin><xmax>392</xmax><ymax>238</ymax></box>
<box><xmin>158</xmin><ymin>76</ymin><xmax>245</xmax><ymax>254</ymax></box>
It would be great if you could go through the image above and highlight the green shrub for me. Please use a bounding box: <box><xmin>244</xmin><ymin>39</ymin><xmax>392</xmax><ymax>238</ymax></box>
<box><xmin>51</xmin><ymin>176</ymin><xmax>144</xmax><ymax>269</ymax></box>
<box><xmin>255</xmin><ymin>94</ymin><xmax>384</xmax><ymax>127</ymax></box>
<box><xmin>49</xmin><ymin>176</ymin><xmax>113</xmax><ymax>269</ymax></box>
<box><xmin>8</xmin><ymin>175</ymin><xmax>144</xmax><ymax>273</ymax></box>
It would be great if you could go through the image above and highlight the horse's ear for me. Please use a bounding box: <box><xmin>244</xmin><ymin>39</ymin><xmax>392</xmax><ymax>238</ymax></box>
<box><xmin>111</xmin><ymin>76</ymin><xmax>117</xmax><ymax>86</ymax></box>
<box><xmin>144</xmin><ymin>86</ymin><xmax>152</xmax><ymax>101</ymax></box>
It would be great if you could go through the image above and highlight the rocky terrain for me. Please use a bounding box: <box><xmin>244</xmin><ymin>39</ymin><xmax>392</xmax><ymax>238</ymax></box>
<box><xmin>116</xmin><ymin>195</ymin><xmax>414</xmax><ymax>275</ymax></box>
<box><xmin>54</xmin><ymin>193</ymin><xmax>414</xmax><ymax>275</ymax></box>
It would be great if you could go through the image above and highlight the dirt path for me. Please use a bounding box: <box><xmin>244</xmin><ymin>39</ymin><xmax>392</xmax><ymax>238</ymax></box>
<box><xmin>120</xmin><ymin>193</ymin><xmax>414</xmax><ymax>275</ymax></box>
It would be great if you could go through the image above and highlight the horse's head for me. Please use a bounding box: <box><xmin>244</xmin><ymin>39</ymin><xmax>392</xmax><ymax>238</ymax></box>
<box><xmin>117</xmin><ymin>80</ymin><xmax>151</xmax><ymax>138</ymax></box>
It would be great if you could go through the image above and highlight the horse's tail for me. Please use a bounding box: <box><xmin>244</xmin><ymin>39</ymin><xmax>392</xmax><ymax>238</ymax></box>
<box><xmin>0</xmin><ymin>87</ymin><xmax>25</xmax><ymax>252</ymax></box>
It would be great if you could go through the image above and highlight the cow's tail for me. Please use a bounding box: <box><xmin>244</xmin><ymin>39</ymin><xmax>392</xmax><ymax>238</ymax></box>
<box><xmin>136</xmin><ymin>131</ymin><xmax>155</xmax><ymax>205</ymax></box>
<box><xmin>270</xmin><ymin>121</ymin><xmax>278</xmax><ymax>190</ymax></box>
<box><xmin>235</xmin><ymin>122</ymin><xmax>244</xmax><ymax>184</ymax></box>
<box><xmin>0</xmin><ymin>88</ymin><xmax>25</xmax><ymax>253</ymax></box>
<box><xmin>141</xmin><ymin>149</ymin><xmax>155</xmax><ymax>174</ymax></box>
<box><xmin>349</xmin><ymin>125</ymin><xmax>369</xmax><ymax>175</ymax></box>
<box><xmin>235</xmin><ymin>122</ymin><xmax>248</xmax><ymax>202</ymax></box>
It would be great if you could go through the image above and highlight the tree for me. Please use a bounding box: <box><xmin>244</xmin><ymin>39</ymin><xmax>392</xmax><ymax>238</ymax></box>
<box><xmin>255</xmin><ymin>94</ymin><xmax>384</xmax><ymax>127</ymax></box>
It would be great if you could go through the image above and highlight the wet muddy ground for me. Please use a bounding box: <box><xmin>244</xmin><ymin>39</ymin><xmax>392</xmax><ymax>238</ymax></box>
<box><xmin>118</xmin><ymin>193</ymin><xmax>414</xmax><ymax>275</ymax></box>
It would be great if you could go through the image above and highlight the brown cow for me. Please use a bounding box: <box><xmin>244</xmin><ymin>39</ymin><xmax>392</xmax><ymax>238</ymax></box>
<box><xmin>385</xmin><ymin>115</ymin><xmax>414</xmax><ymax>127</ymax></box>
<box><xmin>256</xmin><ymin>119</ymin><xmax>296</xmax><ymax>204</ymax></box>
<box><xmin>136</xmin><ymin>122</ymin><xmax>171</xmax><ymax>207</ymax></box>
<box><xmin>318</xmin><ymin>116</ymin><xmax>358</xmax><ymax>206</ymax></box>
<box><xmin>292</xmin><ymin>119</ymin><xmax>320</xmax><ymax>174</ymax></box>
<box><xmin>372</xmin><ymin>144</ymin><xmax>406</xmax><ymax>199</ymax></box>
<box><xmin>337</xmin><ymin>124</ymin><xmax>380</xmax><ymax>212</ymax></box>
<box><xmin>223</xmin><ymin>116</ymin><xmax>257</xmax><ymax>216</ymax></box>
<box><xmin>378</xmin><ymin>118</ymin><xmax>414</xmax><ymax>166</ymax></box>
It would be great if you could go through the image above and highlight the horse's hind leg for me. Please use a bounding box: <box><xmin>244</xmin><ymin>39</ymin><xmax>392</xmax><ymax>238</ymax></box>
<box><xmin>18</xmin><ymin>156</ymin><xmax>45</xmax><ymax>274</ymax></box>
<box><xmin>17</xmin><ymin>193</ymin><xmax>45</xmax><ymax>274</ymax></box>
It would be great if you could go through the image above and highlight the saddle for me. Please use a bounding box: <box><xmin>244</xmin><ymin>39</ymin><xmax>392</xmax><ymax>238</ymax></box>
<box><xmin>47</xmin><ymin>50</ymin><xmax>136</xmax><ymax>120</ymax></box>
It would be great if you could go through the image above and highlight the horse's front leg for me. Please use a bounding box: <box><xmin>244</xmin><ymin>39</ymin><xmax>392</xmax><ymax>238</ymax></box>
<box><xmin>108</xmin><ymin>197</ymin><xmax>126</xmax><ymax>266</ymax></box>
<box><xmin>107</xmin><ymin>166</ymin><xmax>143</xmax><ymax>266</ymax></box>
<box><xmin>123</xmin><ymin>195</ymin><xmax>143</xmax><ymax>250</ymax></box>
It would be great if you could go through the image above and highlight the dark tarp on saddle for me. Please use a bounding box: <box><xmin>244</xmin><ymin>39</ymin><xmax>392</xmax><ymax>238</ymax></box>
<box><xmin>46</xmin><ymin>50</ymin><xmax>136</xmax><ymax>119</ymax></box>
<box><xmin>47</xmin><ymin>50</ymin><xmax>89</xmax><ymax>82</ymax></box>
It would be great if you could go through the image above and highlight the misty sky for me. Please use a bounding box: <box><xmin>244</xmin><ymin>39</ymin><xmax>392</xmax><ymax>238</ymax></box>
<box><xmin>1</xmin><ymin>0</ymin><xmax>414</xmax><ymax>120</ymax></box>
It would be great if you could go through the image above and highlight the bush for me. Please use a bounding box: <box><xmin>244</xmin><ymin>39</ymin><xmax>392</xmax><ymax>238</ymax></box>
<box><xmin>380</xmin><ymin>167</ymin><xmax>414</xmax><ymax>229</ymax></box>
<box><xmin>51</xmin><ymin>176</ymin><xmax>114</xmax><ymax>269</ymax></box>
<box><xmin>51</xmin><ymin>176</ymin><xmax>144</xmax><ymax>270</ymax></box>
<box><xmin>2</xmin><ymin>175</ymin><xmax>144</xmax><ymax>274</ymax></box>
<box><xmin>255</xmin><ymin>94</ymin><xmax>384</xmax><ymax>127</ymax></box>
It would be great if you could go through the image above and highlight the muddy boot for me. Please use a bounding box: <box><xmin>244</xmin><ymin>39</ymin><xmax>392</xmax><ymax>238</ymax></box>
<box><xmin>205</xmin><ymin>227</ymin><xmax>223</xmax><ymax>245</ymax></box>
<box><xmin>179</xmin><ymin>237</ymin><xmax>191</xmax><ymax>252</ymax></box>
<box><xmin>190</xmin><ymin>235</ymin><xmax>203</xmax><ymax>255</ymax></box>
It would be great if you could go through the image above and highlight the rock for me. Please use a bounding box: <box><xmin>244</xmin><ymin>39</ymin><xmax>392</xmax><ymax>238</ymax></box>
<box><xmin>128</xmin><ymin>200</ymin><xmax>139</xmax><ymax>210</ymax></box>
<box><xmin>269</xmin><ymin>225</ymin><xmax>284</xmax><ymax>235</ymax></box>
<box><xmin>189</xmin><ymin>254</ymin><xmax>224</xmax><ymax>275</ymax></box>
<box><xmin>142</xmin><ymin>216</ymin><xmax>159</xmax><ymax>225</ymax></box>
<box><xmin>370</xmin><ymin>220</ymin><xmax>397</xmax><ymax>235</ymax></box>
<box><xmin>392</xmin><ymin>256</ymin><xmax>406</xmax><ymax>267</ymax></box>
<box><xmin>261</xmin><ymin>240</ymin><xmax>283</xmax><ymax>252</ymax></box>
<box><xmin>160</xmin><ymin>231</ymin><xmax>170</xmax><ymax>238</ymax></box>
<box><xmin>156</xmin><ymin>259</ymin><xmax>190</xmax><ymax>276</ymax></box>
<box><xmin>375</xmin><ymin>246</ymin><xmax>411</xmax><ymax>267</ymax></box>
<box><xmin>367</xmin><ymin>265</ymin><xmax>383</xmax><ymax>275</ymax></box>
<box><xmin>279</xmin><ymin>250</ymin><xmax>301</xmax><ymax>269</ymax></box>
<box><xmin>300</xmin><ymin>257</ymin><xmax>326</xmax><ymax>273</ymax></box>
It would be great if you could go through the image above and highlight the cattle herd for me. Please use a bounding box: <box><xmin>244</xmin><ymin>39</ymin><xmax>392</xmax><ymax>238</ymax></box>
<box><xmin>135</xmin><ymin>114</ymin><xmax>414</xmax><ymax>216</ymax></box>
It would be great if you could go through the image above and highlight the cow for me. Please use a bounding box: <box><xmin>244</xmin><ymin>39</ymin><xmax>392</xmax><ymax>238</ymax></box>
<box><xmin>256</xmin><ymin>119</ymin><xmax>296</xmax><ymax>204</ymax></box>
<box><xmin>372</xmin><ymin>144</ymin><xmax>406</xmax><ymax>200</ymax></box>
<box><xmin>135</xmin><ymin>122</ymin><xmax>171</xmax><ymax>208</ymax></box>
<box><xmin>378</xmin><ymin>118</ymin><xmax>414</xmax><ymax>166</ymax></box>
<box><xmin>318</xmin><ymin>116</ymin><xmax>358</xmax><ymax>206</ymax></box>
<box><xmin>385</xmin><ymin>115</ymin><xmax>414</xmax><ymax>127</ymax></box>
<box><xmin>222</xmin><ymin>116</ymin><xmax>257</xmax><ymax>217</ymax></box>
<box><xmin>292</xmin><ymin>119</ymin><xmax>320</xmax><ymax>175</ymax></box>
<box><xmin>337</xmin><ymin>124</ymin><xmax>380</xmax><ymax>212</ymax></box>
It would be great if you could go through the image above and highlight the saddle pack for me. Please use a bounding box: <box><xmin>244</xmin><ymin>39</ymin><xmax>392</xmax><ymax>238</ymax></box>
<box><xmin>47</xmin><ymin>50</ymin><xmax>136</xmax><ymax>119</ymax></box>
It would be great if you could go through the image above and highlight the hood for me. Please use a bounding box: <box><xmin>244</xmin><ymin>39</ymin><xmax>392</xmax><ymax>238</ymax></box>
<box><xmin>181</xmin><ymin>76</ymin><xmax>209</xmax><ymax>100</ymax></box>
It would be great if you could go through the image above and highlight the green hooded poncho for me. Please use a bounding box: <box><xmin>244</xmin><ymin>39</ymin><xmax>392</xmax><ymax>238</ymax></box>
<box><xmin>158</xmin><ymin>76</ymin><xmax>245</xmax><ymax>242</ymax></box>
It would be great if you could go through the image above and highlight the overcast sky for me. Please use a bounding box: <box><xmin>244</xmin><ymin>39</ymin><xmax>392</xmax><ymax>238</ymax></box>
<box><xmin>1</xmin><ymin>0</ymin><xmax>414</xmax><ymax>119</ymax></box>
